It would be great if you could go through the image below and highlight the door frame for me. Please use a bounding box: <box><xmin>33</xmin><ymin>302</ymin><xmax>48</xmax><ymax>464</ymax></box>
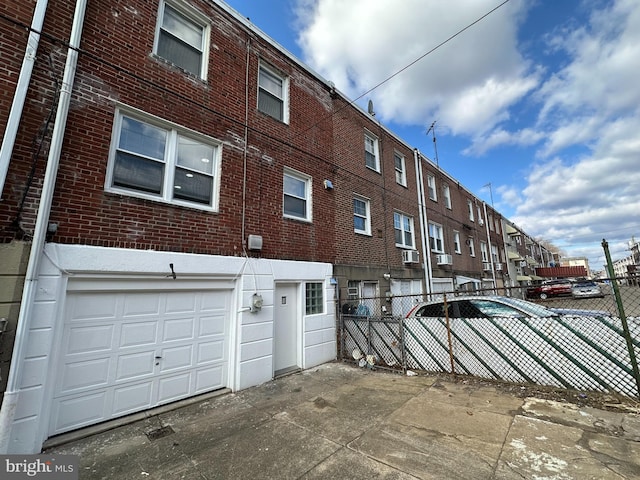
<box><xmin>273</xmin><ymin>282</ymin><xmax>302</xmax><ymax>377</ymax></box>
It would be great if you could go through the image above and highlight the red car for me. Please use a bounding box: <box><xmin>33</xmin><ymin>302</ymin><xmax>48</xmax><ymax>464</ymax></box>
<box><xmin>526</xmin><ymin>280</ymin><xmax>573</xmax><ymax>300</ymax></box>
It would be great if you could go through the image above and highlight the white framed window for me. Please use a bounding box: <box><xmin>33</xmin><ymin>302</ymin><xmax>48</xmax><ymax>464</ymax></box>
<box><xmin>305</xmin><ymin>282</ymin><xmax>324</xmax><ymax>315</ymax></box>
<box><xmin>443</xmin><ymin>184</ymin><xmax>452</xmax><ymax>209</ymax></box>
<box><xmin>364</xmin><ymin>132</ymin><xmax>380</xmax><ymax>172</ymax></box>
<box><xmin>394</xmin><ymin>212</ymin><xmax>414</xmax><ymax>249</ymax></box>
<box><xmin>258</xmin><ymin>63</ymin><xmax>289</xmax><ymax>123</ymax></box>
<box><xmin>154</xmin><ymin>1</ymin><xmax>209</xmax><ymax>79</ymax></box>
<box><xmin>468</xmin><ymin>237</ymin><xmax>475</xmax><ymax>257</ymax></box>
<box><xmin>480</xmin><ymin>241</ymin><xmax>489</xmax><ymax>262</ymax></box>
<box><xmin>427</xmin><ymin>174</ymin><xmax>437</xmax><ymax>201</ymax></box>
<box><xmin>477</xmin><ymin>205</ymin><xmax>483</xmax><ymax>224</ymax></box>
<box><xmin>106</xmin><ymin>108</ymin><xmax>221</xmax><ymax>211</ymax></box>
<box><xmin>283</xmin><ymin>168</ymin><xmax>312</xmax><ymax>221</ymax></box>
<box><xmin>491</xmin><ymin>245</ymin><xmax>499</xmax><ymax>263</ymax></box>
<box><xmin>453</xmin><ymin>231</ymin><xmax>461</xmax><ymax>254</ymax></box>
<box><xmin>489</xmin><ymin>214</ymin><xmax>494</xmax><ymax>231</ymax></box>
<box><xmin>467</xmin><ymin>199</ymin><xmax>475</xmax><ymax>222</ymax></box>
<box><xmin>495</xmin><ymin>217</ymin><xmax>501</xmax><ymax>234</ymax></box>
<box><xmin>428</xmin><ymin>222</ymin><xmax>444</xmax><ymax>253</ymax></box>
<box><xmin>353</xmin><ymin>195</ymin><xmax>371</xmax><ymax>235</ymax></box>
<box><xmin>394</xmin><ymin>152</ymin><xmax>406</xmax><ymax>186</ymax></box>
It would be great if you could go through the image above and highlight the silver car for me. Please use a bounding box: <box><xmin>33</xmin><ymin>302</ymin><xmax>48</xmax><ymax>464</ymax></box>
<box><xmin>572</xmin><ymin>281</ymin><xmax>604</xmax><ymax>298</ymax></box>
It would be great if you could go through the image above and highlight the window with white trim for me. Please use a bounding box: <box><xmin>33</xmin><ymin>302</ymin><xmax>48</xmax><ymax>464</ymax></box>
<box><xmin>443</xmin><ymin>184</ymin><xmax>452</xmax><ymax>209</ymax></box>
<box><xmin>480</xmin><ymin>241</ymin><xmax>489</xmax><ymax>262</ymax></box>
<box><xmin>154</xmin><ymin>1</ymin><xmax>209</xmax><ymax>78</ymax></box>
<box><xmin>353</xmin><ymin>195</ymin><xmax>371</xmax><ymax>235</ymax></box>
<box><xmin>427</xmin><ymin>174</ymin><xmax>437</xmax><ymax>201</ymax></box>
<box><xmin>305</xmin><ymin>282</ymin><xmax>324</xmax><ymax>314</ymax></box>
<box><xmin>106</xmin><ymin>109</ymin><xmax>220</xmax><ymax>210</ymax></box>
<box><xmin>364</xmin><ymin>132</ymin><xmax>380</xmax><ymax>172</ymax></box>
<box><xmin>453</xmin><ymin>231</ymin><xmax>461</xmax><ymax>254</ymax></box>
<box><xmin>428</xmin><ymin>222</ymin><xmax>444</xmax><ymax>253</ymax></box>
<box><xmin>394</xmin><ymin>152</ymin><xmax>406</xmax><ymax>186</ymax></box>
<box><xmin>394</xmin><ymin>212</ymin><xmax>414</xmax><ymax>248</ymax></box>
<box><xmin>468</xmin><ymin>237</ymin><xmax>475</xmax><ymax>257</ymax></box>
<box><xmin>258</xmin><ymin>63</ymin><xmax>289</xmax><ymax>123</ymax></box>
<box><xmin>467</xmin><ymin>199</ymin><xmax>474</xmax><ymax>222</ymax></box>
<box><xmin>283</xmin><ymin>168</ymin><xmax>312</xmax><ymax>221</ymax></box>
<box><xmin>491</xmin><ymin>244</ymin><xmax>499</xmax><ymax>263</ymax></box>
<box><xmin>489</xmin><ymin>214</ymin><xmax>494</xmax><ymax>231</ymax></box>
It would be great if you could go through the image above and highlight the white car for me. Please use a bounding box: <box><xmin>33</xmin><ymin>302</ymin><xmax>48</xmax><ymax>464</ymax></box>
<box><xmin>572</xmin><ymin>281</ymin><xmax>604</xmax><ymax>298</ymax></box>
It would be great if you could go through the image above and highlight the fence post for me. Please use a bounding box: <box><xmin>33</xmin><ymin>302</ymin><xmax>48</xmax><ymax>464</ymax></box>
<box><xmin>603</xmin><ymin>239</ymin><xmax>640</xmax><ymax>397</ymax></box>
<box><xmin>443</xmin><ymin>293</ymin><xmax>455</xmax><ymax>374</ymax></box>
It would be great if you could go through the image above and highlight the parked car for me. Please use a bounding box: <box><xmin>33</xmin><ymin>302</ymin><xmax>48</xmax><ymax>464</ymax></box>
<box><xmin>571</xmin><ymin>281</ymin><xmax>604</xmax><ymax>298</ymax></box>
<box><xmin>526</xmin><ymin>279</ymin><xmax>573</xmax><ymax>300</ymax></box>
<box><xmin>406</xmin><ymin>295</ymin><xmax>607</xmax><ymax>320</ymax></box>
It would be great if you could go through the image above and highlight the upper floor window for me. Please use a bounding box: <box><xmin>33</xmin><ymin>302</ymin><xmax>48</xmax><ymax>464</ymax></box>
<box><xmin>489</xmin><ymin>214</ymin><xmax>494</xmax><ymax>231</ymax></box>
<box><xmin>467</xmin><ymin>199</ymin><xmax>475</xmax><ymax>222</ymax></box>
<box><xmin>258</xmin><ymin>63</ymin><xmax>289</xmax><ymax>123</ymax></box>
<box><xmin>394</xmin><ymin>212</ymin><xmax>415</xmax><ymax>249</ymax></box>
<box><xmin>477</xmin><ymin>205</ymin><xmax>483</xmax><ymax>225</ymax></box>
<box><xmin>453</xmin><ymin>231</ymin><xmax>461</xmax><ymax>254</ymax></box>
<box><xmin>305</xmin><ymin>282</ymin><xmax>324</xmax><ymax>315</ymax></box>
<box><xmin>495</xmin><ymin>217</ymin><xmax>501</xmax><ymax>234</ymax></box>
<box><xmin>443</xmin><ymin>184</ymin><xmax>452</xmax><ymax>209</ymax></box>
<box><xmin>353</xmin><ymin>195</ymin><xmax>371</xmax><ymax>235</ymax></box>
<box><xmin>155</xmin><ymin>1</ymin><xmax>209</xmax><ymax>79</ymax></box>
<box><xmin>468</xmin><ymin>237</ymin><xmax>475</xmax><ymax>256</ymax></box>
<box><xmin>283</xmin><ymin>168</ymin><xmax>311</xmax><ymax>221</ymax></box>
<box><xmin>428</xmin><ymin>222</ymin><xmax>444</xmax><ymax>253</ymax></box>
<box><xmin>364</xmin><ymin>132</ymin><xmax>380</xmax><ymax>172</ymax></box>
<box><xmin>106</xmin><ymin>109</ymin><xmax>220</xmax><ymax>211</ymax></box>
<box><xmin>480</xmin><ymin>242</ymin><xmax>489</xmax><ymax>262</ymax></box>
<box><xmin>427</xmin><ymin>174</ymin><xmax>437</xmax><ymax>201</ymax></box>
<box><xmin>491</xmin><ymin>244</ymin><xmax>499</xmax><ymax>263</ymax></box>
<box><xmin>394</xmin><ymin>152</ymin><xmax>407</xmax><ymax>186</ymax></box>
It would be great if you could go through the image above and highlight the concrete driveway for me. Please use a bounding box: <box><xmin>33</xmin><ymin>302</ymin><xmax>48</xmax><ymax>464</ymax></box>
<box><xmin>46</xmin><ymin>362</ymin><xmax>640</xmax><ymax>479</ymax></box>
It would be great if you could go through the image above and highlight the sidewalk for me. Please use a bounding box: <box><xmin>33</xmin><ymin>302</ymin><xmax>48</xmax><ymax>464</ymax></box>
<box><xmin>46</xmin><ymin>362</ymin><xmax>640</xmax><ymax>479</ymax></box>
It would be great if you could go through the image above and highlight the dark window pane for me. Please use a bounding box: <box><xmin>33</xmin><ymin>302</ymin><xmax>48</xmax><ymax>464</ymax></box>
<box><xmin>173</xmin><ymin>167</ymin><xmax>212</xmax><ymax>204</ymax></box>
<box><xmin>158</xmin><ymin>32</ymin><xmax>202</xmax><ymax>76</ymax></box>
<box><xmin>258</xmin><ymin>90</ymin><xmax>283</xmax><ymax>120</ymax></box>
<box><xmin>284</xmin><ymin>195</ymin><xmax>306</xmax><ymax>218</ymax></box>
<box><xmin>113</xmin><ymin>151</ymin><xmax>163</xmax><ymax>194</ymax></box>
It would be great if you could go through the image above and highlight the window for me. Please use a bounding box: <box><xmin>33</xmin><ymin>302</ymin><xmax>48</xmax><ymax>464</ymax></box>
<box><xmin>495</xmin><ymin>217</ymin><xmax>501</xmax><ymax>234</ymax></box>
<box><xmin>394</xmin><ymin>152</ymin><xmax>406</xmax><ymax>186</ymax></box>
<box><xmin>353</xmin><ymin>195</ymin><xmax>371</xmax><ymax>235</ymax></box>
<box><xmin>107</xmin><ymin>110</ymin><xmax>220</xmax><ymax>210</ymax></box>
<box><xmin>480</xmin><ymin>242</ymin><xmax>488</xmax><ymax>262</ymax></box>
<box><xmin>155</xmin><ymin>1</ymin><xmax>209</xmax><ymax>78</ymax></box>
<box><xmin>394</xmin><ymin>212</ymin><xmax>414</xmax><ymax>248</ymax></box>
<box><xmin>283</xmin><ymin>168</ymin><xmax>312</xmax><ymax>221</ymax></box>
<box><xmin>427</xmin><ymin>174</ymin><xmax>437</xmax><ymax>201</ymax></box>
<box><xmin>258</xmin><ymin>63</ymin><xmax>289</xmax><ymax>123</ymax></box>
<box><xmin>364</xmin><ymin>132</ymin><xmax>380</xmax><ymax>172</ymax></box>
<box><xmin>491</xmin><ymin>245</ymin><xmax>499</xmax><ymax>263</ymax></box>
<box><xmin>467</xmin><ymin>199</ymin><xmax>474</xmax><ymax>222</ymax></box>
<box><xmin>477</xmin><ymin>206</ymin><xmax>483</xmax><ymax>224</ymax></box>
<box><xmin>453</xmin><ymin>231</ymin><xmax>461</xmax><ymax>254</ymax></box>
<box><xmin>489</xmin><ymin>214</ymin><xmax>494</xmax><ymax>231</ymax></box>
<box><xmin>443</xmin><ymin>184</ymin><xmax>452</xmax><ymax>209</ymax></box>
<box><xmin>428</xmin><ymin>222</ymin><xmax>444</xmax><ymax>253</ymax></box>
<box><xmin>468</xmin><ymin>237</ymin><xmax>475</xmax><ymax>256</ymax></box>
<box><xmin>305</xmin><ymin>282</ymin><xmax>324</xmax><ymax>314</ymax></box>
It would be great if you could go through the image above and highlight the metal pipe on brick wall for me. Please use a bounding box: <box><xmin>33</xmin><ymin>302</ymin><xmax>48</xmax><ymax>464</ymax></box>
<box><xmin>0</xmin><ymin>0</ymin><xmax>87</xmax><ymax>454</ymax></box>
<box><xmin>0</xmin><ymin>0</ymin><xmax>49</xmax><ymax>198</ymax></box>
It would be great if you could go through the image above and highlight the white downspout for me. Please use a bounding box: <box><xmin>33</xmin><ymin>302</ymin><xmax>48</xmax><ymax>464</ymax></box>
<box><xmin>414</xmin><ymin>149</ymin><xmax>432</xmax><ymax>296</ymax></box>
<box><xmin>0</xmin><ymin>0</ymin><xmax>87</xmax><ymax>454</ymax></box>
<box><xmin>483</xmin><ymin>201</ymin><xmax>496</xmax><ymax>291</ymax></box>
<box><xmin>0</xmin><ymin>0</ymin><xmax>49</xmax><ymax>198</ymax></box>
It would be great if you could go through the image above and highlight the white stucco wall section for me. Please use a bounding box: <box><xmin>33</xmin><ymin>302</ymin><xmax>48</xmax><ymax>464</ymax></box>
<box><xmin>6</xmin><ymin>244</ymin><xmax>336</xmax><ymax>453</ymax></box>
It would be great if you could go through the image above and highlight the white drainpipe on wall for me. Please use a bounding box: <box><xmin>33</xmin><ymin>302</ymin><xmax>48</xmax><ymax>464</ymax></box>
<box><xmin>0</xmin><ymin>0</ymin><xmax>49</xmax><ymax>198</ymax></box>
<box><xmin>414</xmin><ymin>149</ymin><xmax>433</xmax><ymax>296</ymax></box>
<box><xmin>0</xmin><ymin>0</ymin><xmax>87</xmax><ymax>454</ymax></box>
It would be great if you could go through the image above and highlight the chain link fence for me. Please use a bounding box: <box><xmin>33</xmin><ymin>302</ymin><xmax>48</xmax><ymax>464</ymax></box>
<box><xmin>339</xmin><ymin>277</ymin><xmax>640</xmax><ymax>398</ymax></box>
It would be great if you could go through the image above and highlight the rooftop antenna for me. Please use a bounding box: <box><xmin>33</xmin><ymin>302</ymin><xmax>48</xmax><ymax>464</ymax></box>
<box><xmin>426</xmin><ymin>120</ymin><xmax>439</xmax><ymax>168</ymax></box>
<box><xmin>367</xmin><ymin>99</ymin><xmax>375</xmax><ymax>117</ymax></box>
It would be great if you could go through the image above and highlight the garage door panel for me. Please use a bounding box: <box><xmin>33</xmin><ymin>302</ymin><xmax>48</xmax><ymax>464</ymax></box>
<box><xmin>122</xmin><ymin>293</ymin><xmax>161</xmax><ymax>317</ymax></box>
<box><xmin>163</xmin><ymin>317</ymin><xmax>194</xmax><ymax>342</ymax></box>
<box><xmin>157</xmin><ymin>373</ymin><xmax>191</xmax><ymax>403</ymax></box>
<box><xmin>66</xmin><ymin>324</ymin><xmax>114</xmax><ymax>354</ymax></box>
<box><xmin>160</xmin><ymin>345</ymin><xmax>193</xmax><ymax>371</ymax></box>
<box><xmin>53</xmin><ymin>288</ymin><xmax>231</xmax><ymax>436</ymax></box>
<box><xmin>60</xmin><ymin>358</ymin><xmax>110</xmax><ymax>393</ymax></box>
<box><xmin>197</xmin><ymin>340</ymin><xmax>224</xmax><ymax>364</ymax></box>
<box><xmin>113</xmin><ymin>382</ymin><xmax>153</xmax><ymax>415</ymax></box>
<box><xmin>115</xmin><ymin>351</ymin><xmax>155</xmax><ymax>381</ymax></box>
<box><xmin>119</xmin><ymin>321</ymin><xmax>158</xmax><ymax>348</ymax></box>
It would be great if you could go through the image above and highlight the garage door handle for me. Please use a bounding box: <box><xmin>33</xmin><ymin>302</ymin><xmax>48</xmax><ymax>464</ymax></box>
<box><xmin>155</xmin><ymin>356</ymin><xmax>162</xmax><ymax>359</ymax></box>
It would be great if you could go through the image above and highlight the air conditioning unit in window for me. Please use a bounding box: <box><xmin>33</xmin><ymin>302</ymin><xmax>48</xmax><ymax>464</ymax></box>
<box><xmin>519</xmin><ymin>260</ymin><xmax>527</xmax><ymax>268</ymax></box>
<box><xmin>436</xmin><ymin>254</ymin><xmax>453</xmax><ymax>265</ymax></box>
<box><xmin>495</xmin><ymin>263</ymin><xmax>503</xmax><ymax>271</ymax></box>
<box><xmin>483</xmin><ymin>262</ymin><xmax>492</xmax><ymax>271</ymax></box>
<box><xmin>402</xmin><ymin>250</ymin><xmax>420</xmax><ymax>264</ymax></box>
<box><xmin>479</xmin><ymin>218</ymin><xmax>484</xmax><ymax>226</ymax></box>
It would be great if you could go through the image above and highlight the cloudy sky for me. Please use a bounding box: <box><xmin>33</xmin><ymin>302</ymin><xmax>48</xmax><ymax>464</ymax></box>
<box><xmin>223</xmin><ymin>0</ymin><xmax>640</xmax><ymax>272</ymax></box>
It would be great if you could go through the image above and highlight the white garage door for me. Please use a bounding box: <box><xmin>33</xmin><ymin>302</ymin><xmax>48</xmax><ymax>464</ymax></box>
<box><xmin>49</xmin><ymin>286</ymin><xmax>231</xmax><ymax>436</ymax></box>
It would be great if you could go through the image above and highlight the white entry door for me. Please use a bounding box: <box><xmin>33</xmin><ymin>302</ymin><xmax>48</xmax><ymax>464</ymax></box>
<box><xmin>50</xmin><ymin>287</ymin><xmax>231</xmax><ymax>436</ymax></box>
<box><xmin>273</xmin><ymin>283</ymin><xmax>299</xmax><ymax>376</ymax></box>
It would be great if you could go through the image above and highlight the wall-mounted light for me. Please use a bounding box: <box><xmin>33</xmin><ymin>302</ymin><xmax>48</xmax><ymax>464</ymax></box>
<box><xmin>383</xmin><ymin>273</ymin><xmax>391</xmax><ymax>280</ymax></box>
<box><xmin>250</xmin><ymin>293</ymin><xmax>263</xmax><ymax>313</ymax></box>
<box><xmin>323</xmin><ymin>179</ymin><xmax>333</xmax><ymax>190</ymax></box>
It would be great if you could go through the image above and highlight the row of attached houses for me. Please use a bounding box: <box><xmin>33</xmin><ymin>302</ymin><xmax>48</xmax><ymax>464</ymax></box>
<box><xmin>0</xmin><ymin>0</ymin><xmax>555</xmax><ymax>453</ymax></box>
